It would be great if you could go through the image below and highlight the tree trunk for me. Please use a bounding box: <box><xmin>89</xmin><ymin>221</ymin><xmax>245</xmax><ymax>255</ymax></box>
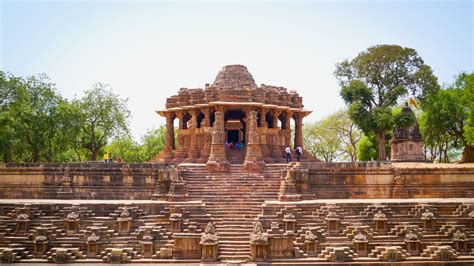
<box><xmin>91</xmin><ymin>150</ymin><xmax>97</xmax><ymax>161</ymax></box>
<box><xmin>2</xmin><ymin>145</ymin><xmax>12</xmax><ymax>163</ymax></box>
<box><xmin>33</xmin><ymin>150</ymin><xmax>40</xmax><ymax>162</ymax></box>
<box><xmin>376</xmin><ymin>130</ymin><xmax>386</xmax><ymax>161</ymax></box>
<box><xmin>461</xmin><ymin>144</ymin><xmax>474</xmax><ymax>163</ymax></box>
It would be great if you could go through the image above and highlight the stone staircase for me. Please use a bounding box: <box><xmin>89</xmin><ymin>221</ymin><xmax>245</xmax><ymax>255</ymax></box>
<box><xmin>183</xmin><ymin>163</ymin><xmax>283</xmax><ymax>262</ymax></box>
<box><xmin>226</xmin><ymin>149</ymin><xmax>246</xmax><ymax>164</ymax></box>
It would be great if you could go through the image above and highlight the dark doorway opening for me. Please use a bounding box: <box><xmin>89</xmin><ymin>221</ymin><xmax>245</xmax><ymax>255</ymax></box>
<box><xmin>227</xmin><ymin>130</ymin><xmax>239</xmax><ymax>143</ymax></box>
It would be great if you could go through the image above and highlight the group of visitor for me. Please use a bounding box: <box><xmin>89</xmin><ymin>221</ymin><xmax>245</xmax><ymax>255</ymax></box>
<box><xmin>225</xmin><ymin>141</ymin><xmax>245</xmax><ymax>150</ymax></box>
<box><xmin>103</xmin><ymin>152</ymin><xmax>123</xmax><ymax>163</ymax></box>
<box><xmin>285</xmin><ymin>145</ymin><xmax>303</xmax><ymax>163</ymax></box>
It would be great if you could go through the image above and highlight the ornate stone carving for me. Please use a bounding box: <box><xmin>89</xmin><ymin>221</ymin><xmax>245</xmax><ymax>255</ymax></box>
<box><xmin>452</xmin><ymin>229</ymin><xmax>469</xmax><ymax>252</ymax></box>
<box><xmin>404</xmin><ymin>230</ymin><xmax>420</xmax><ymax>255</ymax></box>
<box><xmin>151</xmin><ymin>169</ymin><xmax>171</xmax><ymax>200</ymax></box>
<box><xmin>117</xmin><ymin>207</ymin><xmax>133</xmax><ymax>235</ymax></box>
<box><xmin>206</xmin><ymin>111</ymin><xmax>230</xmax><ymax>172</ymax></box>
<box><xmin>250</xmin><ymin>221</ymin><xmax>268</xmax><ymax>261</ymax></box>
<box><xmin>167</xmin><ymin>167</ymin><xmax>188</xmax><ymax>201</ymax></box>
<box><xmin>278</xmin><ymin>167</ymin><xmax>304</xmax><ymax>201</ymax></box>
<box><xmin>15</xmin><ymin>212</ymin><xmax>30</xmax><ymax>233</ymax></box>
<box><xmin>421</xmin><ymin>209</ymin><xmax>436</xmax><ymax>230</ymax></box>
<box><xmin>157</xmin><ymin>65</ymin><xmax>313</xmax><ymax>164</ymax></box>
<box><xmin>353</xmin><ymin>230</ymin><xmax>369</xmax><ymax>257</ymax></box>
<box><xmin>374</xmin><ymin>210</ymin><xmax>388</xmax><ymax>232</ymax></box>
<box><xmin>244</xmin><ymin>111</ymin><xmax>265</xmax><ymax>172</ymax></box>
<box><xmin>200</xmin><ymin>222</ymin><xmax>219</xmax><ymax>262</ymax></box>
<box><xmin>325</xmin><ymin>211</ymin><xmax>340</xmax><ymax>234</ymax></box>
<box><xmin>57</xmin><ymin>166</ymin><xmax>73</xmax><ymax>199</ymax></box>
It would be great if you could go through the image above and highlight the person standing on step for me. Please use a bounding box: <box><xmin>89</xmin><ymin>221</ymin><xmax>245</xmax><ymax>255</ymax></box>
<box><xmin>103</xmin><ymin>152</ymin><xmax>109</xmax><ymax>163</ymax></box>
<box><xmin>296</xmin><ymin>145</ymin><xmax>302</xmax><ymax>162</ymax></box>
<box><xmin>285</xmin><ymin>145</ymin><xmax>292</xmax><ymax>163</ymax></box>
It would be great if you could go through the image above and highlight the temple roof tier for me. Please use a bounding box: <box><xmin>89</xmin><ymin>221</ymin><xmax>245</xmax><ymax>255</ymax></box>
<box><xmin>163</xmin><ymin>65</ymin><xmax>305</xmax><ymax>110</ymax></box>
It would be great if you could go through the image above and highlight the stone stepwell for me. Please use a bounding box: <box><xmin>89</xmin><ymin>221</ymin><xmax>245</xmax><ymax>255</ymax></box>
<box><xmin>0</xmin><ymin>162</ymin><xmax>474</xmax><ymax>264</ymax></box>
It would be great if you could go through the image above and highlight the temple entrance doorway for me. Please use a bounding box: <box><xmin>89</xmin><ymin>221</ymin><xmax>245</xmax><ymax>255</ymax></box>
<box><xmin>225</xmin><ymin>110</ymin><xmax>246</xmax><ymax>144</ymax></box>
<box><xmin>227</xmin><ymin>130</ymin><xmax>239</xmax><ymax>143</ymax></box>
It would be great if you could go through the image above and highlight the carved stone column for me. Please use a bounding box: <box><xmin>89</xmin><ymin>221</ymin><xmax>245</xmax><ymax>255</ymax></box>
<box><xmin>284</xmin><ymin>111</ymin><xmax>292</xmax><ymax>147</ymax></box>
<box><xmin>203</xmin><ymin>108</ymin><xmax>211</xmax><ymax>128</ymax></box>
<box><xmin>244</xmin><ymin>111</ymin><xmax>265</xmax><ymax>172</ymax></box>
<box><xmin>260</xmin><ymin>108</ymin><xmax>269</xmax><ymax>128</ymax></box>
<box><xmin>244</xmin><ymin>108</ymin><xmax>251</xmax><ymax>146</ymax></box>
<box><xmin>173</xmin><ymin>111</ymin><xmax>186</xmax><ymax>162</ymax></box>
<box><xmin>163</xmin><ymin>112</ymin><xmax>174</xmax><ymax>161</ymax></box>
<box><xmin>272</xmin><ymin>110</ymin><xmax>280</xmax><ymax>129</ymax></box>
<box><xmin>206</xmin><ymin>111</ymin><xmax>229</xmax><ymax>172</ymax></box>
<box><xmin>294</xmin><ymin>113</ymin><xmax>303</xmax><ymax>148</ymax></box>
<box><xmin>268</xmin><ymin>110</ymin><xmax>281</xmax><ymax>159</ymax></box>
<box><xmin>186</xmin><ymin>109</ymin><xmax>199</xmax><ymax>162</ymax></box>
<box><xmin>259</xmin><ymin>108</ymin><xmax>272</xmax><ymax>162</ymax></box>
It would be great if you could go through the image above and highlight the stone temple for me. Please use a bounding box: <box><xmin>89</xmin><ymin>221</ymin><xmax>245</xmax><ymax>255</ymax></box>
<box><xmin>0</xmin><ymin>65</ymin><xmax>473</xmax><ymax>264</ymax></box>
<box><xmin>155</xmin><ymin>65</ymin><xmax>314</xmax><ymax>171</ymax></box>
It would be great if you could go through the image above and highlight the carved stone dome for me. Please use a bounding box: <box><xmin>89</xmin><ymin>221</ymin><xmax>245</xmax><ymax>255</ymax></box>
<box><xmin>212</xmin><ymin>65</ymin><xmax>258</xmax><ymax>89</ymax></box>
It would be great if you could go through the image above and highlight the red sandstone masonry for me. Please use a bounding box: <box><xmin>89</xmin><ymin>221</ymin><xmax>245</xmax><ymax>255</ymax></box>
<box><xmin>0</xmin><ymin>162</ymin><xmax>473</xmax><ymax>200</ymax></box>
<box><xmin>0</xmin><ymin>163</ymin><xmax>167</xmax><ymax>200</ymax></box>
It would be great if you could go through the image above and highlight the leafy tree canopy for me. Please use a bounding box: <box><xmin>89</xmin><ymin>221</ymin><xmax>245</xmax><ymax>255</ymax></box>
<box><xmin>335</xmin><ymin>44</ymin><xmax>439</xmax><ymax>160</ymax></box>
<box><xmin>423</xmin><ymin>72</ymin><xmax>474</xmax><ymax>163</ymax></box>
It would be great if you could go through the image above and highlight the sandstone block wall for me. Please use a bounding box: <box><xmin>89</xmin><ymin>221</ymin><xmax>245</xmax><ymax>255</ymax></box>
<box><xmin>295</xmin><ymin>162</ymin><xmax>474</xmax><ymax>199</ymax></box>
<box><xmin>0</xmin><ymin>163</ymin><xmax>167</xmax><ymax>200</ymax></box>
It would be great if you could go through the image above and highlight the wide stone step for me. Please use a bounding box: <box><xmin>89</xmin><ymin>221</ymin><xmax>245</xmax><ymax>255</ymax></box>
<box><xmin>214</xmin><ymin>220</ymin><xmax>257</xmax><ymax>225</ymax></box>
<box><xmin>218</xmin><ymin>255</ymin><xmax>251</xmax><ymax>261</ymax></box>
<box><xmin>219</xmin><ymin>240</ymin><xmax>250</xmax><ymax>245</ymax></box>
<box><xmin>215</xmin><ymin>227</ymin><xmax>253</xmax><ymax>232</ymax></box>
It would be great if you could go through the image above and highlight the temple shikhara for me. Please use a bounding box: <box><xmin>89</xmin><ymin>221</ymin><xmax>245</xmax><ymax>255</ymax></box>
<box><xmin>0</xmin><ymin>65</ymin><xmax>473</xmax><ymax>265</ymax></box>
<box><xmin>156</xmin><ymin>65</ymin><xmax>313</xmax><ymax>171</ymax></box>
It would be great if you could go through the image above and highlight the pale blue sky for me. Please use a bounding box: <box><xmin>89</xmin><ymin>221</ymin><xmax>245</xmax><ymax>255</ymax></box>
<box><xmin>1</xmin><ymin>0</ymin><xmax>473</xmax><ymax>139</ymax></box>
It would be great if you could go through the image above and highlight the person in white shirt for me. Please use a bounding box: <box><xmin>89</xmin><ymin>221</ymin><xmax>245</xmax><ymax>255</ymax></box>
<box><xmin>285</xmin><ymin>146</ymin><xmax>291</xmax><ymax>163</ymax></box>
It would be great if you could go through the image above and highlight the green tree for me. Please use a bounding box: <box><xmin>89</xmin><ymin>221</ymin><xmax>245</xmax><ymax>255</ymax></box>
<box><xmin>332</xmin><ymin>110</ymin><xmax>362</xmax><ymax>162</ymax></box>
<box><xmin>304</xmin><ymin>120</ymin><xmax>341</xmax><ymax>162</ymax></box>
<box><xmin>139</xmin><ymin>125</ymin><xmax>167</xmax><ymax>162</ymax></box>
<box><xmin>335</xmin><ymin>44</ymin><xmax>439</xmax><ymax>160</ymax></box>
<box><xmin>1</xmin><ymin>73</ymin><xmax>71</xmax><ymax>162</ymax></box>
<box><xmin>303</xmin><ymin>110</ymin><xmax>362</xmax><ymax>162</ymax></box>
<box><xmin>0</xmin><ymin>71</ymin><xmax>21</xmax><ymax>162</ymax></box>
<box><xmin>357</xmin><ymin>135</ymin><xmax>377</xmax><ymax>161</ymax></box>
<box><xmin>106</xmin><ymin>135</ymin><xmax>142</xmax><ymax>162</ymax></box>
<box><xmin>423</xmin><ymin>73</ymin><xmax>474</xmax><ymax>163</ymax></box>
<box><xmin>76</xmin><ymin>83</ymin><xmax>131</xmax><ymax>161</ymax></box>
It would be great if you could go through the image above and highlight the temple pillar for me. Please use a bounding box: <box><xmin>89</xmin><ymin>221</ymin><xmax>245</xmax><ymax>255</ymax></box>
<box><xmin>244</xmin><ymin>108</ymin><xmax>252</xmax><ymax>146</ymax></box>
<box><xmin>272</xmin><ymin>110</ymin><xmax>280</xmax><ymax>129</ymax></box>
<box><xmin>244</xmin><ymin>111</ymin><xmax>265</xmax><ymax>172</ymax></box>
<box><xmin>164</xmin><ymin>112</ymin><xmax>174</xmax><ymax>161</ymax></box>
<box><xmin>268</xmin><ymin>110</ymin><xmax>281</xmax><ymax>159</ymax></box>
<box><xmin>206</xmin><ymin>111</ymin><xmax>229</xmax><ymax>172</ymax></box>
<box><xmin>294</xmin><ymin>113</ymin><xmax>303</xmax><ymax>149</ymax></box>
<box><xmin>284</xmin><ymin>111</ymin><xmax>292</xmax><ymax>147</ymax></box>
<box><xmin>259</xmin><ymin>108</ymin><xmax>272</xmax><ymax>162</ymax></box>
<box><xmin>198</xmin><ymin>108</ymin><xmax>212</xmax><ymax>163</ymax></box>
<box><xmin>261</xmin><ymin>108</ymin><xmax>268</xmax><ymax>128</ymax></box>
<box><xmin>173</xmin><ymin>111</ymin><xmax>186</xmax><ymax>162</ymax></box>
<box><xmin>186</xmin><ymin>109</ymin><xmax>199</xmax><ymax>162</ymax></box>
<box><xmin>204</xmin><ymin>108</ymin><xmax>211</xmax><ymax>128</ymax></box>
